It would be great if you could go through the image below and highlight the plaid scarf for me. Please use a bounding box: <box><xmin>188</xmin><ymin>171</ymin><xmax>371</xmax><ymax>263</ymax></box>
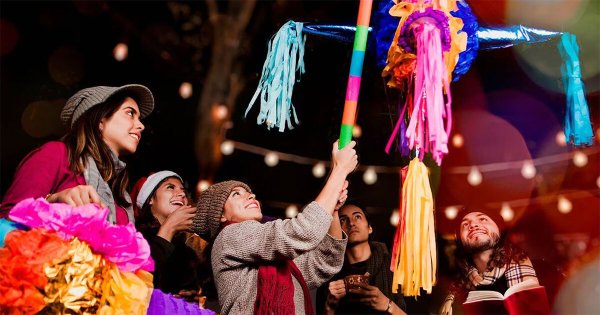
<box><xmin>445</xmin><ymin>258</ymin><xmax>538</xmax><ymax>303</ymax></box>
<box><xmin>465</xmin><ymin>258</ymin><xmax>537</xmax><ymax>290</ymax></box>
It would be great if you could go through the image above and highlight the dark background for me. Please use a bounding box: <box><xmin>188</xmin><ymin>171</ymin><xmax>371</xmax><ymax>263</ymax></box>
<box><xmin>1</xmin><ymin>1</ymin><xmax>599</xmax><ymax>312</ymax></box>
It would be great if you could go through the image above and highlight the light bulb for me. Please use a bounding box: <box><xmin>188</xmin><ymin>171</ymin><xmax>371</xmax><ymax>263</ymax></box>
<box><xmin>452</xmin><ymin>134</ymin><xmax>464</xmax><ymax>148</ymax></box>
<box><xmin>500</xmin><ymin>203</ymin><xmax>514</xmax><ymax>222</ymax></box>
<box><xmin>363</xmin><ymin>167</ymin><xmax>377</xmax><ymax>185</ymax></box>
<box><xmin>220</xmin><ymin>141</ymin><xmax>234</xmax><ymax>155</ymax></box>
<box><xmin>264</xmin><ymin>152</ymin><xmax>279</xmax><ymax>167</ymax></box>
<box><xmin>286</xmin><ymin>205</ymin><xmax>298</xmax><ymax>218</ymax></box>
<box><xmin>390</xmin><ymin>209</ymin><xmax>399</xmax><ymax>226</ymax></box>
<box><xmin>352</xmin><ymin>125</ymin><xmax>362</xmax><ymax>138</ymax></box>
<box><xmin>212</xmin><ymin>104</ymin><xmax>228</xmax><ymax>120</ymax></box>
<box><xmin>113</xmin><ymin>43</ymin><xmax>128</xmax><ymax>61</ymax></box>
<box><xmin>572</xmin><ymin>151</ymin><xmax>588</xmax><ymax>167</ymax></box>
<box><xmin>179</xmin><ymin>82</ymin><xmax>193</xmax><ymax>99</ymax></box>
<box><xmin>557</xmin><ymin>195</ymin><xmax>572</xmax><ymax>214</ymax></box>
<box><xmin>521</xmin><ymin>161</ymin><xmax>536</xmax><ymax>179</ymax></box>
<box><xmin>445</xmin><ymin>206</ymin><xmax>459</xmax><ymax>220</ymax></box>
<box><xmin>312</xmin><ymin>162</ymin><xmax>326</xmax><ymax>178</ymax></box>
<box><xmin>197</xmin><ymin>180</ymin><xmax>210</xmax><ymax>192</ymax></box>
<box><xmin>555</xmin><ymin>131</ymin><xmax>566</xmax><ymax>146</ymax></box>
<box><xmin>467</xmin><ymin>167</ymin><xmax>482</xmax><ymax>186</ymax></box>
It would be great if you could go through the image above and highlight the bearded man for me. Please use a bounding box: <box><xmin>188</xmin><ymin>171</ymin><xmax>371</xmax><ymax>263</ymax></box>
<box><xmin>439</xmin><ymin>211</ymin><xmax>539</xmax><ymax>315</ymax></box>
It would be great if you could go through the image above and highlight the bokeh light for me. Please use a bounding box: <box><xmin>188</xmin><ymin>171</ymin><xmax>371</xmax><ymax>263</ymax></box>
<box><xmin>554</xmin><ymin>258</ymin><xmax>600</xmax><ymax>314</ymax></box>
<box><xmin>220</xmin><ymin>141</ymin><xmax>234</xmax><ymax>155</ymax></box>
<box><xmin>452</xmin><ymin>133</ymin><xmax>464</xmax><ymax>148</ymax></box>
<box><xmin>555</xmin><ymin>131</ymin><xmax>567</xmax><ymax>146</ymax></box>
<box><xmin>286</xmin><ymin>205</ymin><xmax>298</xmax><ymax>218</ymax></box>
<box><xmin>558</xmin><ymin>195</ymin><xmax>573</xmax><ymax>214</ymax></box>
<box><xmin>467</xmin><ymin>166</ymin><xmax>482</xmax><ymax>186</ymax></box>
<box><xmin>312</xmin><ymin>162</ymin><xmax>326</xmax><ymax>178</ymax></box>
<box><xmin>390</xmin><ymin>209</ymin><xmax>399</xmax><ymax>227</ymax></box>
<box><xmin>500</xmin><ymin>203</ymin><xmax>514</xmax><ymax>222</ymax></box>
<box><xmin>212</xmin><ymin>104</ymin><xmax>228</xmax><ymax>121</ymax></box>
<box><xmin>179</xmin><ymin>82</ymin><xmax>193</xmax><ymax>99</ymax></box>
<box><xmin>197</xmin><ymin>180</ymin><xmax>210</xmax><ymax>192</ymax></box>
<box><xmin>352</xmin><ymin>125</ymin><xmax>362</xmax><ymax>138</ymax></box>
<box><xmin>566</xmin><ymin>3</ymin><xmax>600</xmax><ymax>90</ymax></box>
<box><xmin>572</xmin><ymin>151</ymin><xmax>588</xmax><ymax>167</ymax></box>
<box><xmin>48</xmin><ymin>46</ymin><xmax>85</xmax><ymax>87</ymax></box>
<box><xmin>0</xmin><ymin>20</ymin><xmax>19</xmax><ymax>55</ymax></box>
<box><xmin>506</xmin><ymin>0</ymin><xmax>587</xmax><ymax>30</ymax></box>
<box><xmin>113</xmin><ymin>43</ymin><xmax>128</xmax><ymax>61</ymax></box>
<box><xmin>21</xmin><ymin>99</ymin><xmax>66</xmax><ymax>138</ymax></box>
<box><xmin>521</xmin><ymin>161</ymin><xmax>537</xmax><ymax>179</ymax></box>
<box><xmin>363</xmin><ymin>167</ymin><xmax>377</xmax><ymax>185</ymax></box>
<box><xmin>512</xmin><ymin>0</ymin><xmax>599</xmax><ymax>93</ymax></box>
<box><xmin>264</xmin><ymin>152</ymin><xmax>279</xmax><ymax>167</ymax></box>
<box><xmin>444</xmin><ymin>206</ymin><xmax>459</xmax><ymax>220</ymax></box>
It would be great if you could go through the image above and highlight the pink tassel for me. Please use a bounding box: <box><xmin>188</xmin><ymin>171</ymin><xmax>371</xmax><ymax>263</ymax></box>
<box><xmin>404</xmin><ymin>22</ymin><xmax>452</xmax><ymax>165</ymax></box>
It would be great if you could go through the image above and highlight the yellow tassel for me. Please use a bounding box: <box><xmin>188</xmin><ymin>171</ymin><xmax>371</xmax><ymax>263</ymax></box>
<box><xmin>392</xmin><ymin>158</ymin><xmax>437</xmax><ymax>296</ymax></box>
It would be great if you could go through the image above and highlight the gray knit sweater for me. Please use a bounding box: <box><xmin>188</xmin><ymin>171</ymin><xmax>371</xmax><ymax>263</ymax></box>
<box><xmin>211</xmin><ymin>201</ymin><xmax>347</xmax><ymax>315</ymax></box>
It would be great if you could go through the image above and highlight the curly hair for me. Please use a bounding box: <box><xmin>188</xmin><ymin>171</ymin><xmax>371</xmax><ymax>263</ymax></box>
<box><xmin>452</xmin><ymin>230</ymin><xmax>528</xmax><ymax>294</ymax></box>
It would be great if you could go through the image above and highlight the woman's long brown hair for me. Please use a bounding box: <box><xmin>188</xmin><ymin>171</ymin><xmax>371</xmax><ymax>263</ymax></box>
<box><xmin>62</xmin><ymin>94</ymin><xmax>131</xmax><ymax>206</ymax></box>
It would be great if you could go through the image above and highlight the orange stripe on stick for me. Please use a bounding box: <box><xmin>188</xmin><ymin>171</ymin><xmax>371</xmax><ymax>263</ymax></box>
<box><xmin>356</xmin><ymin>0</ymin><xmax>373</xmax><ymax>26</ymax></box>
<box><xmin>341</xmin><ymin>101</ymin><xmax>357</xmax><ymax>125</ymax></box>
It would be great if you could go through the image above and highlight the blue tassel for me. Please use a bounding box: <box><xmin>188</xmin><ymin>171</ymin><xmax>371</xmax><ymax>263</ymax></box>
<box><xmin>558</xmin><ymin>33</ymin><xmax>594</xmax><ymax>147</ymax></box>
<box><xmin>245</xmin><ymin>20</ymin><xmax>305</xmax><ymax>132</ymax></box>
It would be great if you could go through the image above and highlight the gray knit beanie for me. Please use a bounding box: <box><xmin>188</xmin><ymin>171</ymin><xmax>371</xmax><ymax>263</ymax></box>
<box><xmin>193</xmin><ymin>180</ymin><xmax>251</xmax><ymax>241</ymax></box>
<box><xmin>61</xmin><ymin>84</ymin><xmax>154</xmax><ymax>127</ymax></box>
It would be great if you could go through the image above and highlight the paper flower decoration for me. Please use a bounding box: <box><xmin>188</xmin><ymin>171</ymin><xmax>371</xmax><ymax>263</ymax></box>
<box><xmin>0</xmin><ymin>198</ymin><xmax>215</xmax><ymax>315</ymax></box>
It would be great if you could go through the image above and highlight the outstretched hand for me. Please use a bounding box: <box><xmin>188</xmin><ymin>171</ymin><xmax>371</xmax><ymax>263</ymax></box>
<box><xmin>332</xmin><ymin>140</ymin><xmax>358</xmax><ymax>176</ymax></box>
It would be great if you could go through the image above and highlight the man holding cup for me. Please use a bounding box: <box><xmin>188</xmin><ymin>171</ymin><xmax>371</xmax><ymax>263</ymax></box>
<box><xmin>317</xmin><ymin>203</ymin><xmax>407</xmax><ymax>314</ymax></box>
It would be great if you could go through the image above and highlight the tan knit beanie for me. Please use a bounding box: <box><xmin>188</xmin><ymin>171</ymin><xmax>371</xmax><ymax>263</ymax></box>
<box><xmin>193</xmin><ymin>180</ymin><xmax>251</xmax><ymax>241</ymax></box>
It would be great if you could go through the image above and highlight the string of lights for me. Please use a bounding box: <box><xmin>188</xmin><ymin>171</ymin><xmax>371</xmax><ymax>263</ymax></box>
<box><xmin>220</xmin><ymin>138</ymin><xmax>599</xmax><ymax>184</ymax></box>
<box><xmin>218</xmin><ymin>138</ymin><xmax>599</xmax><ymax>223</ymax></box>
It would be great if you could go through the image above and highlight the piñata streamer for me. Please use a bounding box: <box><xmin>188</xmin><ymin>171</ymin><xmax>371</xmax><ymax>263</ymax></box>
<box><xmin>245</xmin><ymin>20</ymin><xmax>305</xmax><ymax>132</ymax></box>
<box><xmin>339</xmin><ymin>0</ymin><xmax>373</xmax><ymax>148</ymax></box>
<box><xmin>558</xmin><ymin>33</ymin><xmax>594</xmax><ymax>147</ymax></box>
<box><xmin>391</xmin><ymin>158</ymin><xmax>437</xmax><ymax>297</ymax></box>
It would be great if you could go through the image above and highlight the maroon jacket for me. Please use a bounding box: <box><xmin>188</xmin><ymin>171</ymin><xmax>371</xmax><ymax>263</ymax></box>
<box><xmin>1</xmin><ymin>141</ymin><xmax>129</xmax><ymax>224</ymax></box>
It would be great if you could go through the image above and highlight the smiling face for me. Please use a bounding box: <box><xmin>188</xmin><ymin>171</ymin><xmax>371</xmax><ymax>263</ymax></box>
<box><xmin>339</xmin><ymin>204</ymin><xmax>372</xmax><ymax>246</ymax></box>
<box><xmin>460</xmin><ymin>212</ymin><xmax>500</xmax><ymax>252</ymax></box>
<box><xmin>221</xmin><ymin>186</ymin><xmax>262</xmax><ymax>223</ymax></box>
<box><xmin>149</xmin><ymin>177</ymin><xmax>188</xmax><ymax>223</ymax></box>
<box><xmin>99</xmin><ymin>97</ymin><xmax>145</xmax><ymax>156</ymax></box>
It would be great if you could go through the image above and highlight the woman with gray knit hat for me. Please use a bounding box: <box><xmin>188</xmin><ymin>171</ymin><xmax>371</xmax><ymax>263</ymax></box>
<box><xmin>1</xmin><ymin>84</ymin><xmax>154</xmax><ymax>225</ymax></box>
<box><xmin>192</xmin><ymin>140</ymin><xmax>358</xmax><ymax>315</ymax></box>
